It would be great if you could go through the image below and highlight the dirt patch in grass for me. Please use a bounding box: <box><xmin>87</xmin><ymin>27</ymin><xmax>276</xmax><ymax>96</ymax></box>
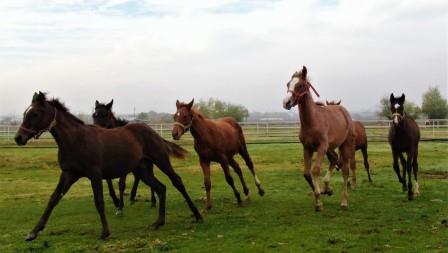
<box><xmin>421</xmin><ymin>170</ymin><xmax>448</xmax><ymax>179</ymax></box>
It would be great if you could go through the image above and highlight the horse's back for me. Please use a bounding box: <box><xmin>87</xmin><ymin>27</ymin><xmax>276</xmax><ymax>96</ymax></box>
<box><xmin>320</xmin><ymin>105</ymin><xmax>354</xmax><ymax>147</ymax></box>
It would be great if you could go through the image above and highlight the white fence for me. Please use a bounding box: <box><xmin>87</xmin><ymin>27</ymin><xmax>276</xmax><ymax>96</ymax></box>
<box><xmin>1</xmin><ymin>119</ymin><xmax>447</xmax><ymax>145</ymax></box>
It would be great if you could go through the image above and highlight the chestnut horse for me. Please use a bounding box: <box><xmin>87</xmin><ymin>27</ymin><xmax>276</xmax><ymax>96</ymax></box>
<box><xmin>93</xmin><ymin>100</ymin><xmax>157</xmax><ymax>211</ymax></box>
<box><xmin>15</xmin><ymin>92</ymin><xmax>201</xmax><ymax>241</ymax></box>
<box><xmin>325</xmin><ymin>101</ymin><xmax>372</xmax><ymax>184</ymax></box>
<box><xmin>282</xmin><ymin>66</ymin><xmax>356</xmax><ymax>211</ymax></box>
<box><xmin>172</xmin><ymin>99</ymin><xmax>264</xmax><ymax>210</ymax></box>
<box><xmin>389</xmin><ymin>93</ymin><xmax>420</xmax><ymax>200</ymax></box>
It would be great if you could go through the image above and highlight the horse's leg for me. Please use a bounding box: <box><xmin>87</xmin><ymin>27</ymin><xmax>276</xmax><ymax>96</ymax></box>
<box><xmin>135</xmin><ymin>163</ymin><xmax>167</xmax><ymax>228</ymax></box>
<box><xmin>155</xmin><ymin>158</ymin><xmax>202</xmax><ymax>222</ymax></box>
<box><xmin>129</xmin><ymin>172</ymin><xmax>140</xmax><ymax>205</ymax></box>
<box><xmin>312</xmin><ymin>144</ymin><xmax>327</xmax><ymax>212</ymax></box>
<box><xmin>229</xmin><ymin>157</ymin><xmax>250</xmax><ymax>199</ymax></box>
<box><xmin>399</xmin><ymin>153</ymin><xmax>407</xmax><ymax>191</ymax></box>
<box><xmin>349</xmin><ymin>153</ymin><xmax>357</xmax><ymax>189</ymax></box>
<box><xmin>150</xmin><ymin>188</ymin><xmax>157</xmax><ymax>208</ymax></box>
<box><xmin>239</xmin><ymin>147</ymin><xmax>265</xmax><ymax>196</ymax></box>
<box><xmin>361</xmin><ymin>147</ymin><xmax>373</xmax><ymax>184</ymax></box>
<box><xmin>413</xmin><ymin>148</ymin><xmax>420</xmax><ymax>196</ymax></box>
<box><xmin>392</xmin><ymin>150</ymin><xmax>404</xmax><ymax>189</ymax></box>
<box><xmin>219</xmin><ymin>158</ymin><xmax>242</xmax><ymax>206</ymax></box>
<box><xmin>25</xmin><ymin>171</ymin><xmax>79</xmax><ymax>241</ymax></box>
<box><xmin>90</xmin><ymin>178</ymin><xmax>110</xmax><ymax>240</ymax></box>
<box><xmin>339</xmin><ymin>145</ymin><xmax>350</xmax><ymax>210</ymax></box>
<box><xmin>323</xmin><ymin>149</ymin><xmax>338</xmax><ymax>195</ymax></box>
<box><xmin>406</xmin><ymin>151</ymin><xmax>414</xmax><ymax>200</ymax></box>
<box><xmin>106</xmin><ymin>179</ymin><xmax>120</xmax><ymax>209</ymax></box>
<box><xmin>200</xmin><ymin>159</ymin><xmax>212</xmax><ymax>211</ymax></box>
<box><xmin>303</xmin><ymin>147</ymin><xmax>314</xmax><ymax>191</ymax></box>
<box><xmin>115</xmin><ymin>175</ymin><xmax>126</xmax><ymax>216</ymax></box>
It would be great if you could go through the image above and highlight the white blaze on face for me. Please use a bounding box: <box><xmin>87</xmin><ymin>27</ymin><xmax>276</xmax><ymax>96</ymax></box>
<box><xmin>394</xmin><ymin>103</ymin><xmax>400</xmax><ymax>109</ymax></box>
<box><xmin>393</xmin><ymin>104</ymin><xmax>401</xmax><ymax>125</ymax></box>
<box><xmin>282</xmin><ymin>77</ymin><xmax>300</xmax><ymax>109</ymax></box>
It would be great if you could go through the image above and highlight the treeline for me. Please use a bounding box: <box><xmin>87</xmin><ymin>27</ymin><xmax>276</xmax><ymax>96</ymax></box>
<box><xmin>377</xmin><ymin>86</ymin><xmax>448</xmax><ymax>119</ymax></box>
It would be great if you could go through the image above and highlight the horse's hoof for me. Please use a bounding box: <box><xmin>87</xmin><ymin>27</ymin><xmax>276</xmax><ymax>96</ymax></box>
<box><xmin>258</xmin><ymin>188</ymin><xmax>265</xmax><ymax>196</ymax></box>
<box><xmin>408</xmin><ymin>194</ymin><xmax>414</xmax><ymax>201</ymax></box>
<box><xmin>115</xmin><ymin>209</ymin><xmax>123</xmax><ymax>216</ymax></box>
<box><xmin>237</xmin><ymin>201</ymin><xmax>244</xmax><ymax>208</ymax></box>
<box><xmin>130</xmin><ymin>200</ymin><xmax>136</xmax><ymax>206</ymax></box>
<box><xmin>246</xmin><ymin>195</ymin><xmax>251</xmax><ymax>201</ymax></box>
<box><xmin>414</xmin><ymin>191</ymin><xmax>421</xmax><ymax>196</ymax></box>
<box><xmin>151</xmin><ymin>203</ymin><xmax>157</xmax><ymax>208</ymax></box>
<box><xmin>151</xmin><ymin>221</ymin><xmax>165</xmax><ymax>230</ymax></box>
<box><xmin>322</xmin><ymin>189</ymin><xmax>333</xmax><ymax>196</ymax></box>
<box><xmin>315</xmin><ymin>203</ymin><xmax>323</xmax><ymax>212</ymax></box>
<box><xmin>194</xmin><ymin>215</ymin><xmax>203</xmax><ymax>223</ymax></box>
<box><xmin>341</xmin><ymin>204</ymin><xmax>349</xmax><ymax>210</ymax></box>
<box><xmin>25</xmin><ymin>232</ymin><xmax>37</xmax><ymax>241</ymax></box>
<box><xmin>100</xmin><ymin>231</ymin><xmax>110</xmax><ymax>240</ymax></box>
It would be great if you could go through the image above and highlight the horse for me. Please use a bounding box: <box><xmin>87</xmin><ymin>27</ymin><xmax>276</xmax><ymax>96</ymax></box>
<box><xmin>282</xmin><ymin>66</ymin><xmax>356</xmax><ymax>211</ymax></box>
<box><xmin>171</xmin><ymin>99</ymin><xmax>264</xmax><ymax>211</ymax></box>
<box><xmin>15</xmin><ymin>92</ymin><xmax>202</xmax><ymax>241</ymax></box>
<box><xmin>93</xmin><ymin>100</ymin><xmax>157</xmax><ymax>212</ymax></box>
<box><xmin>325</xmin><ymin>101</ymin><xmax>372</xmax><ymax>184</ymax></box>
<box><xmin>388</xmin><ymin>93</ymin><xmax>421</xmax><ymax>200</ymax></box>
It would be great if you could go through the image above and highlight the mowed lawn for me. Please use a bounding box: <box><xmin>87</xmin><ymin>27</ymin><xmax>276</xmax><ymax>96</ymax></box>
<box><xmin>0</xmin><ymin>142</ymin><xmax>447</xmax><ymax>253</ymax></box>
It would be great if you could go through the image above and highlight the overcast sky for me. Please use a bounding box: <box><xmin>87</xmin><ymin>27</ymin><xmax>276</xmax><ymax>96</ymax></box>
<box><xmin>0</xmin><ymin>0</ymin><xmax>446</xmax><ymax>116</ymax></box>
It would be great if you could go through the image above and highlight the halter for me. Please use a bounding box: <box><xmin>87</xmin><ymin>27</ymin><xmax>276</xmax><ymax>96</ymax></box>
<box><xmin>20</xmin><ymin>107</ymin><xmax>57</xmax><ymax>139</ymax></box>
<box><xmin>288</xmin><ymin>81</ymin><xmax>320</xmax><ymax>102</ymax></box>
<box><xmin>173</xmin><ymin>121</ymin><xmax>192</xmax><ymax>133</ymax></box>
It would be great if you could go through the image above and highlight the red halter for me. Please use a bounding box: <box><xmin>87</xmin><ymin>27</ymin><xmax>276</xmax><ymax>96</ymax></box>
<box><xmin>289</xmin><ymin>81</ymin><xmax>320</xmax><ymax>102</ymax></box>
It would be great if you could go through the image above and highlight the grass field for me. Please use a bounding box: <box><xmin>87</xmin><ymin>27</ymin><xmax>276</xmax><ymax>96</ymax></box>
<box><xmin>0</xmin><ymin>142</ymin><xmax>447</xmax><ymax>253</ymax></box>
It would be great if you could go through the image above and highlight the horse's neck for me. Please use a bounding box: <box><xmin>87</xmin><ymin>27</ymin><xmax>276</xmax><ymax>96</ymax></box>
<box><xmin>50</xmin><ymin>110</ymin><xmax>85</xmax><ymax>149</ymax></box>
<box><xmin>298</xmin><ymin>94</ymin><xmax>318</xmax><ymax>129</ymax></box>
<box><xmin>190</xmin><ymin>111</ymin><xmax>210</xmax><ymax>142</ymax></box>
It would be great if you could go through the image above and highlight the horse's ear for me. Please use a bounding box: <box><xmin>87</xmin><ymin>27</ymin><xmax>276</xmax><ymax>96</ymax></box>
<box><xmin>187</xmin><ymin>99</ymin><xmax>194</xmax><ymax>110</ymax></box>
<box><xmin>106</xmin><ymin>99</ymin><xmax>113</xmax><ymax>110</ymax></box>
<box><xmin>301</xmin><ymin>66</ymin><xmax>307</xmax><ymax>79</ymax></box>
<box><xmin>390</xmin><ymin>93</ymin><xmax>395</xmax><ymax>102</ymax></box>
<box><xmin>400</xmin><ymin>93</ymin><xmax>405</xmax><ymax>103</ymax></box>
<box><xmin>337</xmin><ymin>100</ymin><xmax>341</xmax><ymax>105</ymax></box>
<box><xmin>176</xmin><ymin>100</ymin><xmax>180</xmax><ymax>109</ymax></box>
<box><xmin>95</xmin><ymin>100</ymin><xmax>99</xmax><ymax>108</ymax></box>
<box><xmin>33</xmin><ymin>91</ymin><xmax>46</xmax><ymax>104</ymax></box>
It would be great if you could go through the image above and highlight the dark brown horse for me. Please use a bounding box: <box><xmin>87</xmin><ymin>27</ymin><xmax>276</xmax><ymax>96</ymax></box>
<box><xmin>388</xmin><ymin>93</ymin><xmax>420</xmax><ymax>200</ymax></box>
<box><xmin>172</xmin><ymin>99</ymin><xmax>264</xmax><ymax>210</ymax></box>
<box><xmin>325</xmin><ymin>100</ymin><xmax>372</xmax><ymax>184</ymax></box>
<box><xmin>282</xmin><ymin>66</ymin><xmax>356</xmax><ymax>211</ymax></box>
<box><xmin>15</xmin><ymin>92</ymin><xmax>201</xmax><ymax>241</ymax></box>
<box><xmin>93</xmin><ymin>100</ymin><xmax>157</xmax><ymax>212</ymax></box>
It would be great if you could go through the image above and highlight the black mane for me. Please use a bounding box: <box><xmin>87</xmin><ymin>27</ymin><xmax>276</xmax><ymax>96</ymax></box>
<box><xmin>48</xmin><ymin>99</ymin><xmax>84</xmax><ymax>125</ymax></box>
<box><xmin>115</xmin><ymin>117</ymin><xmax>128</xmax><ymax>126</ymax></box>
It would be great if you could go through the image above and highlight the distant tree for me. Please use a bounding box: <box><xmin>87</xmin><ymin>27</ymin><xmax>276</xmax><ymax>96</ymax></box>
<box><xmin>421</xmin><ymin>86</ymin><xmax>448</xmax><ymax>119</ymax></box>
<box><xmin>196</xmin><ymin>98</ymin><xmax>249</xmax><ymax>122</ymax></box>
<box><xmin>377</xmin><ymin>95</ymin><xmax>421</xmax><ymax>119</ymax></box>
<box><xmin>136</xmin><ymin>112</ymin><xmax>150</xmax><ymax>121</ymax></box>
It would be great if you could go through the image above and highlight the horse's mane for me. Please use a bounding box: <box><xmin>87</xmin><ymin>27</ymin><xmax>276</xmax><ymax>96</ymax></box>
<box><xmin>48</xmin><ymin>98</ymin><xmax>85</xmax><ymax>125</ymax></box>
<box><xmin>191</xmin><ymin>108</ymin><xmax>206</xmax><ymax>120</ymax></box>
<box><xmin>115</xmin><ymin>117</ymin><xmax>128</xmax><ymax>126</ymax></box>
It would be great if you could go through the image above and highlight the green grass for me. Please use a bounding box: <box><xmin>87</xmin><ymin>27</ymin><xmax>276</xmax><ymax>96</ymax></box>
<box><xmin>0</xmin><ymin>142</ymin><xmax>447</xmax><ymax>253</ymax></box>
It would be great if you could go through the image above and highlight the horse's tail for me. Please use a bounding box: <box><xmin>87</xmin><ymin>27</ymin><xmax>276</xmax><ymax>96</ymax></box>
<box><xmin>163</xmin><ymin>140</ymin><xmax>188</xmax><ymax>159</ymax></box>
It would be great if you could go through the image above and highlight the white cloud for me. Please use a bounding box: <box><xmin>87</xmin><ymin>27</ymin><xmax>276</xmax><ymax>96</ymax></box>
<box><xmin>0</xmin><ymin>0</ymin><xmax>446</xmax><ymax>116</ymax></box>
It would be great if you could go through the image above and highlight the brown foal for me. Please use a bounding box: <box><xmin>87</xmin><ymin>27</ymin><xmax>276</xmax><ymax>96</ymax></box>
<box><xmin>282</xmin><ymin>66</ymin><xmax>356</xmax><ymax>211</ymax></box>
<box><xmin>172</xmin><ymin>99</ymin><xmax>264</xmax><ymax>210</ymax></box>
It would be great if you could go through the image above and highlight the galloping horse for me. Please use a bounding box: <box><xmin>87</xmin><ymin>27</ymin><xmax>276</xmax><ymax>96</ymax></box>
<box><xmin>282</xmin><ymin>66</ymin><xmax>356</xmax><ymax>211</ymax></box>
<box><xmin>15</xmin><ymin>92</ymin><xmax>201</xmax><ymax>241</ymax></box>
<box><xmin>93</xmin><ymin>100</ymin><xmax>157</xmax><ymax>211</ymax></box>
<box><xmin>389</xmin><ymin>93</ymin><xmax>420</xmax><ymax>200</ymax></box>
<box><xmin>172</xmin><ymin>99</ymin><xmax>264</xmax><ymax>210</ymax></box>
<box><xmin>326</xmin><ymin>101</ymin><xmax>372</xmax><ymax>184</ymax></box>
